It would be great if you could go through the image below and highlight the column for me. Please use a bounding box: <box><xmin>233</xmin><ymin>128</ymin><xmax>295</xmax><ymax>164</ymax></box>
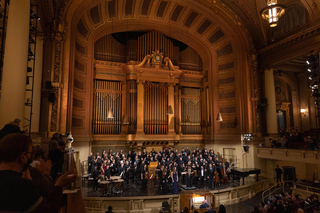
<box><xmin>31</xmin><ymin>36</ymin><xmax>44</xmax><ymax>133</ymax></box>
<box><xmin>264</xmin><ymin>69</ymin><xmax>278</xmax><ymax>134</ymax></box>
<box><xmin>136</xmin><ymin>80</ymin><xmax>144</xmax><ymax>134</ymax></box>
<box><xmin>291</xmin><ymin>91</ymin><xmax>301</xmax><ymax>129</ymax></box>
<box><xmin>0</xmin><ymin>0</ymin><xmax>30</xmax><ymax>128</ymax></box>
<box><xmin>168</xmin><ymin>83</ymin><xmax>175</xmax><ymax>134</ymax></box>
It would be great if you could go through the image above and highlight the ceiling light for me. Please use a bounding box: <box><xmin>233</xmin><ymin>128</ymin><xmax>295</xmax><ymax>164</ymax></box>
<box><xmin>260</xmin><ymin>0</ymin><xmax>286</xmax><ymax>27</ymax></box>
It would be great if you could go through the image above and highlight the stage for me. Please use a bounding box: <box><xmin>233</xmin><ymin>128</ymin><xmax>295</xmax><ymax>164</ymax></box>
<box><xmin>82</xmin><ymin>176</ymin><xmax>263</xmax><ymax>198</ymax></box>
<box><xmin>82</xmin><ymin>177</ymin><xmax>272</xmax><ymax>212</ymax></box>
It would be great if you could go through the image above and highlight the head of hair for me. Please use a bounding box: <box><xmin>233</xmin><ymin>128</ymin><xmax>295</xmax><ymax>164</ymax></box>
<box><xmin>183</xmin><ymin>207</ymin><xmax>189</xmax><ymax>213</ymax></box>
<box><xmin>218</xmin><ymin>205</ymin><xmax>226</xmax><ymax>213</ymax></box>
<box><xmin>49</xmin><ymin>140</ymin><xmax>59</xmax><ymax>151</ymax></box>
<box><xmin>211</xmin><ymin>203</ymin><xmax>214</xmax><ymax>208</ymax></box>
<box><xmin>0</xmin><ymin>133</ymin><xmax>32</xmax><ymax>163</ymax></box>
<box><xmin>13</xmin><ymin>118</ymin><xmax>21</xmax><ymax>124</ymax></box>
<box><xmin>108</xmin><ymin>206</ymin><xmax>112</xmax><ymax>211</ymax></box>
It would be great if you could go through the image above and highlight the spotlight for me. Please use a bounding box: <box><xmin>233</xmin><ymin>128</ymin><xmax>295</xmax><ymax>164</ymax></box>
<box><xmin>29</xmin><ymin>22</ymin><xmax>37</xmax><ymax>31</ymax></box>
<box><xmin>29</xmin><ymin>36</ymin><xmax>35</xmax><ymax>44</ymax></box>
<box><xmin>309</xmin><ymin>76</ymin><xmax>313</xmax><ymax>80</ymax></box>
<box><xmin>27</xmin><ymin>67</ymin><xmax>32</xmax><ymax>72</ymax></box>
<box><xmin>28</xmin><ymin>48</ymin><xmax>34</xmax><ymax>60</ymax></box>
<box><xmin>316</xmin><ymin>100</ymin><xmax>319</xmax><ymax>106</ymax></box>
<box><xmin>30</xmin><ymin>10</ymin><xmax>40</xmax><ymax>21</ymax></box>
<box><xmin>306</xmin><ymin>61</ymin><xmax>310</xmax><ymax>65</ymax></box>
<box><xmin>308</xmin><ymin>68</ymin><xmax>312</xmax><ymax>72</ymax></box>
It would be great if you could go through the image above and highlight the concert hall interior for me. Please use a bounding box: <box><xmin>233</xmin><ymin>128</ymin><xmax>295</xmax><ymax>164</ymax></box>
<box><xmin>1</xmin><ymin>0</ymin><xmax>320</xmax><ymax>213</ymax></box>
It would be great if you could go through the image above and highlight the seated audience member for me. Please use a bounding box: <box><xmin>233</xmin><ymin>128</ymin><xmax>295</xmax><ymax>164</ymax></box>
<box><xmin>207</xmin><ymin>203</ymin><xmax>216</xmax><ymax>213</ymax></box>
<box><xmin>199</xmin><ymin>200</ymin><xmax>209</xmax><ymax>209</ymax></box>
<box><xmin>0</xmin><ymin>119</ymin><xmax>27</xmax><ymax>139</ymax></box>
<box><xmin>181</xmin><ymin>207</ymin><xmax>189</xmax><ymax>213</ymax></box>
<box><xmin>0</xmin><ymin>133</ymin><xmax>76</xmax><ymax>212</ymax></box>
<box><xmin>291</xmin><ymin>196</ymin><xmax>300</xmax><ymax>212</ymax></box>
<box><xmin>275</xmin><ymin>200</ymin><xmax>284</xmax><ymax>213</ymax></box>
<box><xmin>259</xmin><ymin>202</ymin><xmax>267</xmax><ymax>213</ymax></box>
<box><xmin>296</xmin><ymin>208</ymin><xmax>303</xmax><ymax>213</ymax></box>
<box><xmin>105</xmin><ymin>205</ymin><xmax>114</xmax><ymax>213</ymax></box>
<box><xmin>218</xmin><ymin>205</ymin><xmax>226</xmax><ymax>213</ymax></box>
<box><xmin>252</xmin><ymin>206</ymin><xmax>260</xmax><ymax>213</ymax></box>
<box><xmin>270</xmin><ymin>138</ymin><xmax>280</xmax><ymax>148</ymax></box>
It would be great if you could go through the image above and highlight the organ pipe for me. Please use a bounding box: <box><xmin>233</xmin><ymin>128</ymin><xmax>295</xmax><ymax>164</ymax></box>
<box><xmin>137</xmin><ymin>31</ymin><xmax>174</xmax><ymax>61</ymax></box>
<box><xmin>144</xmin><ymin>82</ymin><xmax>168</xmax><ymax>134</ymax></box>
<box><xmin>93</xmin><ymin>80</ymin><xmax>122</xmax><ymax>135</ymax></box>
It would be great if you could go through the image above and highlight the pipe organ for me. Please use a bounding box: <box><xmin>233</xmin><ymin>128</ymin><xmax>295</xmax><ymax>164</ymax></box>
<box><xmin>144</xmin><ymin>82</ymin><xmax>168</xmax><ymax>134</ymax></box>
<box><xmin>137</xmin><ymin>31</ymin><xmax>174</xmax><ymax>62</ymax></box>
<box><xmin>93</xmin><ymin>80</ymin><xmax>122</xmax><ymax>134</ymax></box>
<box><xmin>127</xmin><ymin>80</ymin><xmax>137</xmax><ymax>134</ymax></box>
<box><xmin>92</xmin><ymin>31</ymin><xmax>206</xmax><ymax>143</ymax></box>
<box><xmin>181</xmin><ymin>87</ymin><xmax>202</xmax><ymax>134</ymax></box>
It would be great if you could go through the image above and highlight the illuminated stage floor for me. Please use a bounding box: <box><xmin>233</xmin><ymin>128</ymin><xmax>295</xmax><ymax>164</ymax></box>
<box><xmin>81</xmin><ymin>176</ymin><xmax>262</xmax><ymax>198</ymax></box>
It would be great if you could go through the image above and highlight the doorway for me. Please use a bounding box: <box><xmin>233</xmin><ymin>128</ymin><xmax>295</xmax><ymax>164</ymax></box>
<box><xmin>276</xmin><ymin>110</ymin><xmax>287</xmax><ymax>130</ymax></box>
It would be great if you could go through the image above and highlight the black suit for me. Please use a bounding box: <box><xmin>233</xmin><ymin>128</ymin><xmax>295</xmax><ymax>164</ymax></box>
<box><xmin>92</xmin><ymin>170</ymin><xmax>100</xmax><ymax>191</ymax></box>
<box><xmin>275</xmin><ymin>167</ymin><xmax>282</xmax><ymax>185</ymax></box>
<box><xmin>199</xmin><ymin>169</ymin><xmax>206</xmax><ymax>188</ymax></box>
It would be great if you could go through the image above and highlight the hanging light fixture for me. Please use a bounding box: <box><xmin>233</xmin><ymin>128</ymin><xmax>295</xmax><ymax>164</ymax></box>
<box><xmin>260</xmin><ymin>0</ymin><xmax>286</xmax><ymax>28</ymax></box>
<box><xmin>216</xmin><ymin>112</ymin><xmax>223</xmax><ymax>122</ymax></box>
<box><xmin>107</xmin><ymin>108</ymin><xmax>114</xmax><ymax>119</ymax></box>
<box><xmin>167</xmin><ymin>105</ymin><xmax>173</xmax><ymax>115</ymax></box>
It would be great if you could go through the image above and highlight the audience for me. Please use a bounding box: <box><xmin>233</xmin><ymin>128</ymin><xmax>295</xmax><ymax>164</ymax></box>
<box><xmin>0</xmin><ymin>118</ymin><xmax>28</xmax><ymax>140</ymax></box>
<box><xmin>260</xmin><ymin>189</ymin><xmax>320</xmax><ymax>213</ymax></box>
<box><xmin>0</xmin><ymin>133</ymin><xmax>76</xmax><ymax>212</ymax></box>
<box><xmin>271</xmin><ymin>127</ymin><xmax>319</xmax><ymax>150</ymax></box>
<box><xmin>207</xmin><ymin>203</ymin><xmax>216</xmax><ymax>213</ymax></box>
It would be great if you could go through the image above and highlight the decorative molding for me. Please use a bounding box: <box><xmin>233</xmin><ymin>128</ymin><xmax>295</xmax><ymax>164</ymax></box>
<box><xmin>259</xmin><ymin>23</ymin><xmax>320</xmax><ymax>54</ymax></box>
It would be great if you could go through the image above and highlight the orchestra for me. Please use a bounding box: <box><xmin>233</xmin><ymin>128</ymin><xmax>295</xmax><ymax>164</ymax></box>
<box><xmin>87</xmin><ymin>147</ymin><xmax>234</xmax><ymax>195</ymax></box>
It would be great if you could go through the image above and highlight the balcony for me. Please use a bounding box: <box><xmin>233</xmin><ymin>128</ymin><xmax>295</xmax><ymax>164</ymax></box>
<box><xmin>256</xmin><ymin>147</ymin><xmax>320</xmax><ymax>164</ymax></box>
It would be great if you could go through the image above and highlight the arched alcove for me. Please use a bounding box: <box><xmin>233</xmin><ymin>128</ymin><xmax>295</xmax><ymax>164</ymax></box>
<box><xmin>59</xmin><ymin>0</ymin><xmax>255</xmax><ymax>145</ymax></box>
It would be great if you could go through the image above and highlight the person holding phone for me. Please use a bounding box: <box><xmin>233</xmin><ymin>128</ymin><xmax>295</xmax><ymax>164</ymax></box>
<box><xmin>0</xmin><ymin>133</ymin><xmax>77</xmax><ymax>212</ymax></box>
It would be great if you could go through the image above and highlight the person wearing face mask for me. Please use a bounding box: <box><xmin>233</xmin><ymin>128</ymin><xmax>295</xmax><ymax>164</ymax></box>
<box><xmin>0</xmin><ymin>133</ymin><xmax>77</xmax><ymax>213</ymax></box>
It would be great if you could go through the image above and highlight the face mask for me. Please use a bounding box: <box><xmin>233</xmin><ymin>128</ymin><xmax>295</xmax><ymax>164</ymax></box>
<box><xmin>22</xmin><ymin>155</ymin><xmax>33</xmax><ymax>172</ymax></box>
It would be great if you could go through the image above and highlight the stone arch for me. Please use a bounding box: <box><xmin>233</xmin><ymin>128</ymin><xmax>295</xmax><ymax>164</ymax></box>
<box><xmin>59</xmin><ymin>0</ymin><xmax>255</xmax><ymax>137</ymax></box>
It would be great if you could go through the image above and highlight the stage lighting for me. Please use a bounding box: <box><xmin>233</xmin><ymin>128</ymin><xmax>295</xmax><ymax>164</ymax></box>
<box><xmin>30</xmin><ymin>10</ymin><xmax>40</xmax><ymax>21</ymax></box>
<box><xmin>308</xmin><ymin>68</ymin><xmax>312</xmax><ymax>72</ymax></box>
<box><xmin>29</xmin><ymin>36</ymin><xmax>35</xmax><ymax>44</ymax></box>
<box><xmin>29</xmin><ymin>23</ymin><xmax>37</xmax><ymax>31</ymax></box>
<box><xmin>28</xmin><ymin>48</ymin><xmax>34</xmax><ymax>60</ymax></box>
<box><xmin>27</xmin><ymin>67</ymin><xmax>32</xmax><ymax>72</ymax></box>
<box><xmin>306</xmin><ymin>61</ymin><xmax>310</xmax><ymax>65</ymax></box>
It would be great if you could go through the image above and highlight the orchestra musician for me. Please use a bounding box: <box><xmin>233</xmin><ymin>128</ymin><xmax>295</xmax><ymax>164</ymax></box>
<box><xmin>104</xmin><ymin>164</ymin><xmax>111</xmax><ymax>180</ymax></box>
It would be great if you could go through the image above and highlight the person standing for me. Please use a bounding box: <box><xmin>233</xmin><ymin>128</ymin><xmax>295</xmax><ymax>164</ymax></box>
<box><xmin>275</xmin><ymin>165</ymin><xmax>282</xmax><ymax>186</ymax></box>
<box><xmin>88</xmin><ymin>152</ymin><xmax>93</xmax><ymax>174</ymax></box>
<box><xmin>171</xmin><ymin>167</ymin><xmax>179</xmax><ymax>194</ymax></box>
<box><xmin>92</xmin><ymin>166</ymin><xmax>100</xmax><ymax>191</ymax></box>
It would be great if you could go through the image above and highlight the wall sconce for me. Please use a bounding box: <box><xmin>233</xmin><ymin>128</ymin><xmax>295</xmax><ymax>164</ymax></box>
<box><xmin>300</xmin><ymin>108</ymin><xmax>306</xmax><ymax>116</ymax></box>
<box><xmin>167</xmin><ymin>105</ymin><xmax>173</xmax><ymax>114</ymax></box>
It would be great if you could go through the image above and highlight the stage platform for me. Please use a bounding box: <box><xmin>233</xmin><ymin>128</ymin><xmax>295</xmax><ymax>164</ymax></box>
<box><xmin>82</xmin><ymin>176</ymin><xmax>273</xmax><ymax>213</ymax></box>
<box><xmin>82</xmin><ymin>176</ymin><xmax>267</xmax><ymax>198</ymax></box>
